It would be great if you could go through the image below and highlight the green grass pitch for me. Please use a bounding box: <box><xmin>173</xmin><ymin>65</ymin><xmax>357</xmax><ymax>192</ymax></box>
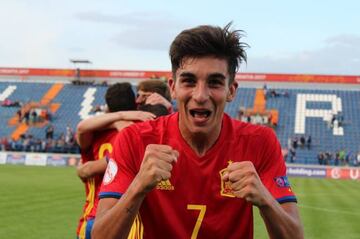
<box><xmin>1</xmin><ymin>164</ymin><xmax>359</xmax><ymax>238</ymax></box>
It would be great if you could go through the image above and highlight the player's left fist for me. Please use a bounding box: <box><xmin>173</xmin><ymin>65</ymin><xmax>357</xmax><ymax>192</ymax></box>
<box><xmin>222</xmin><ymin>161</ymin><xmax>272</xmax><ymax>207</ymax></box>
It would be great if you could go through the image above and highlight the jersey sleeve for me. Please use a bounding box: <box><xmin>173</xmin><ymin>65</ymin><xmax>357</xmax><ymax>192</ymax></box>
<box><xmin>80</xmin><ymin>148</ymin><xmax>94</xmax><ymax>164</ymax></box>
<box><xmin>99</xmin><ymin>127</ymin><xmax>141</xmax><ymax>199</ymax></box>
<box><xmin>257</xmin><ymin>127</ymin><xmax>297</xmax><ymax>204</ymax></box>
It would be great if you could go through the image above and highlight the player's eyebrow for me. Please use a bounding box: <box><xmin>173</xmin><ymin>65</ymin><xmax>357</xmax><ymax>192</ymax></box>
<box><xmin>178</xmin><ymin>72</ymin><xmax>196</xmax><ymax>78</ymax></box>
<box><xmin>179</xmin><ymin>72</ymin><xmax>226</xmax><ymax>79</ymax></box>
<box><xmin>208</xmin><ymin>73</ymin><xmax>226</xmax><ymax>80</ymax></box>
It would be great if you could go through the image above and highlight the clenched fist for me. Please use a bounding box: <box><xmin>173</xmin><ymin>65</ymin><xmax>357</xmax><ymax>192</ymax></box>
<box><xmin>222</xmin><ymin>161</ymin><xmax>273</xmax><ymax>207</ymax></box>
<box><xmin>136</xmin><ymin>144</ymin><xmax>179</xmax><ymax>193</ymax></box>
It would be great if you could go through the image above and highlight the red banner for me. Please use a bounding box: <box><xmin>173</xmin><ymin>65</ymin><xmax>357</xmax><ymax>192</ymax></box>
<box><xmin>326</xmin><ymin>167</ymin><xmax>360</xmax><ymax>180</ymax></box>
<box><xmin>0</xmin><ymin>67</ymin><xmax>171</xmax><ymax>79</ymax></box>
<box><xmin>0</xmin><ymin>67</ymin><xmax>359</xmax><ymax>84</ymax></box>
<box><xmin>235</xmin><ymin>73</ymin><xmax>360</xmax><ymax>84</ymax></box>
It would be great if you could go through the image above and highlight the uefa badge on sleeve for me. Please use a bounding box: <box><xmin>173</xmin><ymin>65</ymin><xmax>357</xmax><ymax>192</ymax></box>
<box><xmin>274</xmin><ymin>176</ymin><xmax>291</xmax><ymax>188</ymax></box>
<box><xmin>103</xmin><ymin>158</ymin><xmax>118</xmax><ymax>185</ymax></box>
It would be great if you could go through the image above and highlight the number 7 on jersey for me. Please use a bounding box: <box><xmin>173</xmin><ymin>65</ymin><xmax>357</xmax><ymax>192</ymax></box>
<box><xmin>187</xmin><ymin>204</ymin><xmax>207</xmax><ymax>239</ymax></box>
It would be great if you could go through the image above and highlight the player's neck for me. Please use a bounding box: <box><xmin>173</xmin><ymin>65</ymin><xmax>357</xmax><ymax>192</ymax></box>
<box><xmin>180</xmin><ymin>128</ymin><xmax>221</xmax><ymax>157</ymax></box>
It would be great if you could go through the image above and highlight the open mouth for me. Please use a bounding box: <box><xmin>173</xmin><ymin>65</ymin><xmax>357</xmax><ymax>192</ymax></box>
<box><xmin>189</xmin><ymin>109</ymin><xmax>212</xmax><ymax>119</ymax></box>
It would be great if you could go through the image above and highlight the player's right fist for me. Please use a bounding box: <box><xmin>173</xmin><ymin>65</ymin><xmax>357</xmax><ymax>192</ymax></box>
<box><xmin>137</xmin><ymin>144</ymin><xmax>178</xmax><ymax>193</ymax></box>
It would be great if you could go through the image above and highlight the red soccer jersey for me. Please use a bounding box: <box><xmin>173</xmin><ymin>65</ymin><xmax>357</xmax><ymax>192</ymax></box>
<box><xmin>77</xmin><ymin>129</ymin><xmax>118</xmax><ymax>238</ymax></box>
<box><xmin>100</xmin><ymin>113</ymin><xmax>296</xmax><ymax>239</ymax></box>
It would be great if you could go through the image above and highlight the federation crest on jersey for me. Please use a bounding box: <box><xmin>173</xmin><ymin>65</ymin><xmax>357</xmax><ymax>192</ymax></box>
<box><xmin>219</xmin><ymin>161</ymin><xmax>235</xmax><ymax>198</ymax></box>
<box><xmin>103</xmin><ymin>158</ymin><xmax>118</xmax><ymax>185</ymax></box>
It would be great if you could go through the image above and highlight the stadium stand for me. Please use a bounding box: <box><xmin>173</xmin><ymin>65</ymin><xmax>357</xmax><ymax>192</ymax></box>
<box><xmin>225</xmin><ymin>85</ymin><xmax>360</xmax><ymax>166</ymax></box>
<box><xmin>0</xmin><ymin>68</ymin><xmax>359</xmax><ymax>167</ymax></box>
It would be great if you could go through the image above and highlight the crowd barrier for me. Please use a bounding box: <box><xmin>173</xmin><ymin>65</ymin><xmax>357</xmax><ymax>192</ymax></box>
<box><xmin>0</xmin><ymin>151</ymin><xmax>80</xmax><ymax>167</ymax></box>
<box><xmin>1</xmin><ymin>151</ymin><xmax>359</xmax><ymax>180</ymax></box>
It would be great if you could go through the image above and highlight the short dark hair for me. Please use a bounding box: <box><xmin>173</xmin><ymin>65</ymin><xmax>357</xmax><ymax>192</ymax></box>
<box><xmin>138</xmin><ymin>104</ymin><xmax>169</xmax><ymax>118</ymax></box>
<box><xmin>169</xmin><ymin>22</ymin><xmax>248</xmax><ymax>83</ymax></box>
<box><xmin>105</xmin><ymin>82</ymin><xmax>136</xmax><ymax>112</ymax></box>
<box><xmin>137</xmin><ymin>79</ymin><xmax>171</xmax><ymax>102</ymax></box>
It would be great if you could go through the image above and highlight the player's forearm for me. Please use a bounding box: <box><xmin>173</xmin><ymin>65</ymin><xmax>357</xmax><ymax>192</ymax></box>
<box><xmin>76</xmin><ymin>113</ymin><xmax>122</xmax><ymax>149</ymax></box>
<box><xmin>78</xmin><ymin>159</ymin><xmax>107</xmax><ymax>180</ymax></box>
<box><xmin>92</xmin><ymin>178</ymin><xmax>147</xmax><ymax>239</ymax></box>
<box><xmin>259</xmin><ymin>201</ymin><xmax>304</xmax><ymax>239</ymax></box>
<box><xmin>77</xmin><ymin>112</ymin><xmax>123</xmax><ymax>133</ymax></box>
<box><xmin>76</xmin><ymin>164</ymin><xmax>90</xmax><ymax>180</ymax></box>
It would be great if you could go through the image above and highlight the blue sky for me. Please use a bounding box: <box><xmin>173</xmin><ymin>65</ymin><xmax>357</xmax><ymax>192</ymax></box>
<box><xmin>1</xmin><ymin>0</ymin><xmax>360</xmax><ymax>75</ymax></box>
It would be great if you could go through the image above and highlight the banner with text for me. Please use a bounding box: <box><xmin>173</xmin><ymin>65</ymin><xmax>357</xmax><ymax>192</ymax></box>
<box><xmin>0</xmin><ymin>67</ymin><xmax>359</xmax><ymax>84</ymax></box>
<box><xmin>287</xmin><ymin>165</ymin><xmax>360</xmax><ymax>180</ymax></box>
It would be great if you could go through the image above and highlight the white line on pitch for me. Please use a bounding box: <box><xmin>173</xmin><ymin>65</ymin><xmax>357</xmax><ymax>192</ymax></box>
<box><xmin>300</xmin><ymin>204</ymin><xmax>360</xmax><ymax>216</ymax></box>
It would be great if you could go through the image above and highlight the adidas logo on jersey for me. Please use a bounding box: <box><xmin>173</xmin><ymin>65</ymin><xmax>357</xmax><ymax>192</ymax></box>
<box><xmin>156</xmin><ymin>179</ymin><xmax>174</xmax><ymax>191</ymax></box>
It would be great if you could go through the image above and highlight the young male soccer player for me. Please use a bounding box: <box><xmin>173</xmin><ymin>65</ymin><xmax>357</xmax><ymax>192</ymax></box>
<box><xmin>92</xmin><ymin>23</ymin><xmax>304</xmax><ymax>239</ymax></box>
<box><xmin>76</xmin><ymin>82</ymin><xmax>155</xmax><ymax>239</ymax></box>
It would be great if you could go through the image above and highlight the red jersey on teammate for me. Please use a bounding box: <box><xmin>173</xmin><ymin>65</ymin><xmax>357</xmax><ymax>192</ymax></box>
<box><xmin>77</xmin><ymin>129</ymin><xmax>117</xmax><ymax>238</ymax></box>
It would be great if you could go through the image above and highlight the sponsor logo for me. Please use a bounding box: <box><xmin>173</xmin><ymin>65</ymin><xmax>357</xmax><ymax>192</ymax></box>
<box><xmin>103</xmin><ymin>158</ymin><xmax>118</xmax><ymax>185</ymax></box>
<box><xmin>156</xmin><ymin>179</ymin><xmax>174</xmax><ymax>191</ymax></box>
<box><xmin>47</xmin><ymin>155</ymin><xmax>67</xmax><ymax>166</ymax></box>
<box><xmin>7</xmin><ymin>154</ymin><xmax>26</xmax><ymax>165</ymax></box>
<box><xmin>287</xmin><ymin>166</ymin><xmax>326</xmax><ymax>178</ymax></box>
<box><xmin>274</xmin><ymin>176</ymin><xmax>291</xmax><ymax>188</ymax></box>
<box><xmin>25</xmin><ymin>154</ymin><xmax>47</xmax><ymax>166</ymax></box>
<box><xmin>219</xmin><ymin>161</ymin><xmax>235</xmax><ymax>198</ymax></box>
<box><xmin>331</xmin><ymin>168</ymin><xmax>341</xmax><ymax>179</ymax></box>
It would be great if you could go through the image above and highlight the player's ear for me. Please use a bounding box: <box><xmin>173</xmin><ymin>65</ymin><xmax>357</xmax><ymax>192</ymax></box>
<box><xmin>226</xmin><ymin>80</ymin><xmax>238</xmax><ymax>102</ymax></box>
<box><xmin>168</xmin><ymin>78</ymin><xmax>176</xmax><ymax>99</ymax></box>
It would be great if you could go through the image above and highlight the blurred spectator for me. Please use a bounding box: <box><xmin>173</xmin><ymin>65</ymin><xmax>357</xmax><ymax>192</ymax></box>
<box><xmin>0</xmin><ymin>137</ymin><xmax>9</xmax><ymax>151</ymax></box>
<box><xmin>345</xmin><ymin>151</ymin><xmax>352</xmax><ymax>166</ymax></box>
<box><xmin>65</xmin><ymin>126</ymin><xmax>75</xmax><ymax>145</ymax></box>
<box><xmin>291</xmin><ymin>136</ymin><xmax>298</xmax><ymax>149</ymax></box>
<box><xmin>334</xmin><ymin>151</ymin><xmax>340</xmax><ymax>166</ymax></box>
<box><xmin>289</xmin><ymin>147</ymin><xmax>296</xmax><ymax>163</ymax></box>
<box><xmin>263</xmin><ymin>84</ymin><xmax>267</xmax><ymax>99</ymax></box>
<box><xmin>337</xmin><ymin>113</ymin><xmax>344</xmax><ymax>127</ymax></box>
<box><xmin>45</xmin><ymin>124</ymin><xmax>54</xmax><ymax>139</ymax></box>
<box><xmin>16</xmin><ymin>109</ymin><xmax>22</xmax><ymax>123</ymax></box>
<box><xmin>339</xmin><ymin>149</ymin><xmax>346</xmax><ymax>165</ymax></box>
<box><xmin>306</xmin><ymin>135</ymin><xmax>312</xmax><ymax>150</ymax></box>
<box><xmin>300</xmin><ymin>136</ymin><xmax>305</xmax><ymax>148</ymax></box>
<box><xmin>324</xmin><ymin>151</ymin><xmax>333</xmax><ymax>165</ymax></box>
<box><xmin>23</xmin><ymin>111</ymin><xmax>30</xmax><ymax>124</ymax></box>
<box><xmin>269</xmin><ymin>89</ymin><xmax>279</xmax><ymax>97</ymax></box>
<box><xmin>1</xmin><ymin>133</ymin><xmax>79</xmax><ymax>154</ymax></box>
<box><xmin>331</xmin><ymin>114</ymin><xmax>336</xmax><ymax>128</ymax></box>
<box><xmin>1</xmin><ymin>99</ymin><xmax>22</xmax><ymax>107</ymax></box>
<box><xmin>29</xmin><ymin>110</ymin><xmax>38</xmax><ymax>124</ymax></box>
<box><xmin>317</xmin><ymin>152</ymin><xmax>324</xmax><ymax>165</ymax></box>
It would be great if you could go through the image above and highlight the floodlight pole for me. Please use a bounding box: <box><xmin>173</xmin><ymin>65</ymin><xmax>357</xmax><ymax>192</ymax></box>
<box><xmin>69</xmin><ymin>59</ymin><xmax>92</xmax><ymax>81</ymax></box>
